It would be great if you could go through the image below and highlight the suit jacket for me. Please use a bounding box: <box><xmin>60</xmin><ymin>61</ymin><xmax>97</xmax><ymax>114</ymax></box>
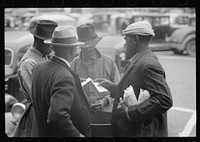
<box><xmin>31</xmin><ymin>56</ymin><xmax>92</xmax><ymax>137</ymax></box>
<box><xmin>111</xmin><ymin>47</ymin><xmax>173</xmax><ymax>137</ymax></box>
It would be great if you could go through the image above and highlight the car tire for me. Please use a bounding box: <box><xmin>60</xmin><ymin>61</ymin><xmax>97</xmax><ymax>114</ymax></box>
<box><xmin>186</xmin><ymin>40</ymin><xmax>195</xmax><ymax>57</ymax></box>
<box><xmin>172</xmin><ymin>48</ymin><xmax>183</xmax><ymax>55</ymax></box>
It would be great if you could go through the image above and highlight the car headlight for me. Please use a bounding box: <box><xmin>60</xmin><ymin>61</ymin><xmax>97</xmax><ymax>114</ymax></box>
<box><xmin>11</xmin><ymin>103</ymin><xmax>26</xmax><ymax>120</ymax></box>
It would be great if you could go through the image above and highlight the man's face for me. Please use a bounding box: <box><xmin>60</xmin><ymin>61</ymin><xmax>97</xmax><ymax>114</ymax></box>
<box><xmin>124</xmin><ymin>35</ymin><xmax>137</xmax><ymax>60</ymax></box>
<box><xmin>81</xmin><ymin>46</ymin><xmax>95</xmax><ymax>57</ymax></box>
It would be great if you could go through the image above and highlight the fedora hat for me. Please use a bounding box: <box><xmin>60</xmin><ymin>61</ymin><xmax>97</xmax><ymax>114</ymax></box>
<box><xmin>123</xmin><ymin>20</ymin><xmax>155</xmax><ymax>37</ymax></box>
<box><xmin>29</xmin><ymin>20</ymin><xmax>58</xmax><ymax>40</ymax></box>
<box><xmin>44</xmin><ymin>26</ymin><xmax>84</xmax><ymax>47</ymax></box>
<box><xmin>77</xmin><ymin>23</ymin><xmax>103</xmax><ymax>48</ymax></box>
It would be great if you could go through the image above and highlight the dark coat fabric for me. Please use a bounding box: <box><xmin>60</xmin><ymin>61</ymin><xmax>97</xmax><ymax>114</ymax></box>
<box><xmin>111</xmin><ymin>47</ymin><xmax>173</xmax><ymax>137</ymax></box>
<box><xmin>31</xmin><ymin>56</ymin><xmax>92</xmax><ymax>137</ymax></box>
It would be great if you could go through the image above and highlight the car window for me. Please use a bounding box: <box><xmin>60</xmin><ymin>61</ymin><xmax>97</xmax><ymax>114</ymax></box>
<box><xmin>5</xmin><ymin>48</ymin><xmax>13</xmax><ymax>66</ymax></box>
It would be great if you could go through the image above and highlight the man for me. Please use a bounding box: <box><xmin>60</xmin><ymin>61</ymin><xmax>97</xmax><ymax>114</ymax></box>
<box><xmin>14</xmin><ymin>20</ymin><xmax>58</xmax><ymax>137</ymax></box>
<box><xmin>99</xmin><ymin>21</ymin><xmax>173</xmax><ymax>137</ymax></box>
<box><xmin>70</xmin><ymin>24</ymin><xmax>120</xmax><ymax>136</ymax></box>
<box><xmin>71</xmin><ymin>23</ymin><xmax>120</xmax><ymax>110</ymax></box>
<box><xmin>31</xmin><ymin>26</ymin><xmax>91</xmax><ymax>137</ymax></box>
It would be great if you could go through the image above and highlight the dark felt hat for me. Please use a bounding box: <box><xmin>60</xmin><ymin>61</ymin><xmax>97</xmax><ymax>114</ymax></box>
<box><xmin>29</xmin><ymin>20</ymin><xmax>58</xmax><ymax>40</ymax></box>
<box><xmin>77</xmin><ymin>23</ymin><xmax>103</xmax><ymax>48</ymax></box>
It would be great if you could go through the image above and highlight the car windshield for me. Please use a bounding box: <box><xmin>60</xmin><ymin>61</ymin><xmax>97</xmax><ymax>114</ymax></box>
<box><xmin>5</xmin><ymin>48</ymin><xmax>13</xmax><ymax>66</ymax></box>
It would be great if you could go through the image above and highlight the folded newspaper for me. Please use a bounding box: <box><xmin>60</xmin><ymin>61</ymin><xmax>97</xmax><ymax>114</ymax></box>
<box><xmin>123</xmin><ymin>85</ymin><xmax>150</xmax><ymax>106</ymax></box>
<box><xmin>81</xmin><ymin>78</ymin><xmax>110</xmax><ymax>104</ymax></box>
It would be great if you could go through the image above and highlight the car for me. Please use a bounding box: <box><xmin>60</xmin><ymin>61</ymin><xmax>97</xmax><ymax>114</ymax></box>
<box><xmin>5</xmin><ymin>14</ymin><xmax>77</xmax><ymax>137</ymax></box>
<box><xmin>5</xmin><ymin>14</ymin><xmax>127</xmax><ymax>136</ymax></box>
<box><xmin>166</xmin><ymin>13</ymin><xmax>196</xmax><ymax>56</ymax></box>
<box><xmin>167</xmin><ymin>26</ymin><xmax>196</xmax><ymax>56</ymax></box>
<box><xmin>118</xmin><ymin>12</ymin><xmax>196</xmax><ymax>51</ymax></box>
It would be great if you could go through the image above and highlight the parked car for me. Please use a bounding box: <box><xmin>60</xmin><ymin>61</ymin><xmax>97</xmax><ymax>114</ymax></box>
<box><xmin>5</xmin><ymin>14</ymin><xmax>126</xmax><ymax>136</ymax></box>
<box><xmin>5</xmin><ymin>14</ymin><xmax>77</xmax><ymax>137</ymax></box>
<box><xmin>166</xmin><ymin>13</ymin><xmax>196</xmax><ymax>56</ymax></box>
<box><xmin>167</xmin><ymin>26</ymin><xmax>196</xmax><ymax>56</ymax></box>
<box><xmin>118</xmin><ymin>12</ymin><xmax>196</xmax><ymax>51</ymax></box>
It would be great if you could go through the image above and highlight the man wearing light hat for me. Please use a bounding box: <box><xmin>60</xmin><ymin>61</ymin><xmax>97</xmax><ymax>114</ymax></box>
<box><xmin>99</xmin><ymin>21</ymin><xmax>173</xmax><ymax>137</ymax></box>
<box><xmin>15</xmin><ymin>20</ymin><xmax>58</xmax><ymax>137</ymax></box>
<box><xmin>31</xmin><ymin>26</ymin><xmax>91</xmax><ymax>137</ymax></box>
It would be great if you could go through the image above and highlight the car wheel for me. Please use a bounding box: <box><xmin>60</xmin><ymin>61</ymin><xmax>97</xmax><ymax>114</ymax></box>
<box><xmin>186</xmin><ymin>40</ymin><xmax>196</xmax><ymax>57</ymax></box>
<box><xmin>172</xmin><ymin>48</ymin><xmax>183</xmax><ymax>55</ymax></box>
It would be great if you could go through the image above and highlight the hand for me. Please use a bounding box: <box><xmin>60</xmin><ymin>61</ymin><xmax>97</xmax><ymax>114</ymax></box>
<box><xmin>98</xmin><ymin>79</ymin><xmax>114</xmax><ymax>91</ymax></box>
<box><xmin>117</xmin><ymin>97</ymin><xmax>127</xmax><ymax>110</ymax></box>
<box><xmin>89</xmin><ymin>97</ymin><xmax>108</xmax><ymax>111</ymax></box>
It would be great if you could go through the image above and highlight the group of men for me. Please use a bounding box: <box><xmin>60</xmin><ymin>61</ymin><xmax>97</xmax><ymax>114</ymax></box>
<box><xmin>13</xmin><ymin>19</ymin><xmax>173</xmax><ymax>137</ymax></box>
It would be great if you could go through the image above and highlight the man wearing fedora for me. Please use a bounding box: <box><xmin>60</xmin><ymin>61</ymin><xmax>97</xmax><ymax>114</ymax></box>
<box><xmin>70</xmin><ymin>23</ymin><xmax>120</xmax><ymax>136</ymax></box>
<box><xmin>31</xmin><ymin>26</ymin><xmax>91</xmax><ymax>137</ymax></box>
<box><xmin>99</xmin><ymin>21</ymin><xmax>173</xmax><ymax>137</ymax></box>
<box><xmin>14</xmin><ymin>20</ymin><xmax>58</xmax><ymax>137</ymax></box>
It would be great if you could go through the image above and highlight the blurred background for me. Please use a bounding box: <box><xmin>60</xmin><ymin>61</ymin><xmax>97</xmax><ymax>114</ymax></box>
<box><xmin>5</xmin><ymin>8</ymin><xmax>196</xmax><ymax>137</ymax></box>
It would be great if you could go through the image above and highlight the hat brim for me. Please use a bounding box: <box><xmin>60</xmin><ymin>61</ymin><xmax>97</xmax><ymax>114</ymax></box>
<box><xmin>79</xmin><ymin>36</ymin><xmax>103</xmax><ymax>48</ymax></box>
<box><xmin>44</xmin><ymin>39</ymin><xmax>85</xmax><ymax>47</ymax></box>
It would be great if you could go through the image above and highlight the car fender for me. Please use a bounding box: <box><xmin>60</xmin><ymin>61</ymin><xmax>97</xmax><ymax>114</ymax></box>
<box><xmin>181</xmin><ymin>34</ymin><xmax>196</xmax><ymax>50</ymax></box>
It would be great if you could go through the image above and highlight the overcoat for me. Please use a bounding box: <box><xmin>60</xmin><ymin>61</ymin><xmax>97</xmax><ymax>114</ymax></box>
<box><xmin>111</xmin><ymin>47</ymin><xmax>173</xmax><ymax>137</ymax></box>
<box><xmin>31</xmin><ymin>56</ymin><xmax>92</xmax><ymax>137</ymax></box>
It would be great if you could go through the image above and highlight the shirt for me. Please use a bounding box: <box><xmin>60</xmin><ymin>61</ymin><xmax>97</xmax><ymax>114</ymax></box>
<box><xmin>71</xmin><ymin>48</ymin><xmax>120</xmax><ymax>84</ymax></box>
<box><xmin>18</xmin><ymin>46</ymin><xmax>46</xmax><ymax>100</ymax></box>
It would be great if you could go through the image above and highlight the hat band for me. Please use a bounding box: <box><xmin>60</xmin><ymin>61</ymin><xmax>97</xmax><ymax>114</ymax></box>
<box><xmin>78</xmin><ymin>35</ymin><xmax>97</xmax><ymax>42</ymax></box>
<box><xmin>52</xmin><ymin>37</ymin><xmax>77</xmax><ymax>44</ymax></box>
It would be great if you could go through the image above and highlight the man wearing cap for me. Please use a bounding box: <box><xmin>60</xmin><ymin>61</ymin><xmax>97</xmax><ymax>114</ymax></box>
<box><xmin>31</xmin><ymin>26</ymin><xmax>91</xmax><ymax>137</ymax></box>
<box><xmin>99</xmin><ymin>21</ymin><xmax>173</xmax><ymax>137</ymax></box>
<box><xmin>14</xmin><ymin>20</ymin><xmax>58</xmax><ymax>137</ymax></box>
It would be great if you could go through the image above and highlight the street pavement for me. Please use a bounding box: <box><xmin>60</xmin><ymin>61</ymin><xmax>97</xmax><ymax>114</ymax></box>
<box><xmin>155</xmin><ymin>51</ymin><xmax>196</xmax><ymax>137</ymax></box>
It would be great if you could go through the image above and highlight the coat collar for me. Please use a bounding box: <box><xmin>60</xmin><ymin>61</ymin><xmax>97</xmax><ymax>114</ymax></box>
<box><xmin>120</xmin><ymin>47</ymin><xmax>151</xmax><ymax>82</ymax></box>
<box><xmin>51</xmin><ymin>55</ymin><xmax>90</xmax><ymax>106</ymax></box>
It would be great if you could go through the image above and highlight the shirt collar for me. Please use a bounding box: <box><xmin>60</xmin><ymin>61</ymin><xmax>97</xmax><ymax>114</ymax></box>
<box><xmin>54</xmin><ymin>55</ymin><xmax>71</xmax><ymax>68</ymax></box>
<box><xmin>79</xmin><ymin>48</ymin><xmax>101</xmax><ymax>60</ymax></box>
<box><xmin>30</xmin><ymin>46</ymin><xmax>44</xmax><ymax>57</ymax></box>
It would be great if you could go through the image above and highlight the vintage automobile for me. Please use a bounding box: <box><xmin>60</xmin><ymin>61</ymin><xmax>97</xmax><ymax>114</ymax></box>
<box><xmin>119</xmin><ymin>12</ymin><xmax>196</xmax><ymax>56</ymax></box>
<box><xmin>5</xmin><ymin>14</ymin><xmax>77</xmax><ymax>137</ymax></box>
<box><xmin>166</xmin><ymin>14</ymin><xmax>196</xmax><ymax>56</ymax></box>
<box><xmin>5</xmin><ymin>14</ymin><xmax>126</xmax><ymax>137</ymax></box>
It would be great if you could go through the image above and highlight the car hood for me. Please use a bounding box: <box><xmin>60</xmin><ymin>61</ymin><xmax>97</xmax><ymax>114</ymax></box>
<box><xmin>169</xmin><ymin>27</ymin><xmax>196</xmax><ymax>42</ymax></box>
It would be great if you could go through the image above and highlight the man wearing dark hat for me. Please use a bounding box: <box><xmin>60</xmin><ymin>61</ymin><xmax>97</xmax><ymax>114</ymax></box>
<box><xmin>70</xmin><ymin>23</ymin><xmax>121</xmax><ymax>136</ymax></box>
<box><xmin>31</xmin><ymin>26</ymin><xmax>91</xmax><ymax>137</ymax></box>
<box><xmin>99</xmin><ymin>21</ymin><xmax>173</xmax><ymax>137</ymax></box>
<box><xmin>14</xmin><ymin>20</ymin><xmax>58</xmax><ymax>137</ymax></box>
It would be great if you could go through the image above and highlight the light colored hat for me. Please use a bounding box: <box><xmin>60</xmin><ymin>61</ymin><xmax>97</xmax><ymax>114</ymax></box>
<box><xmin>122</xmin><ymin>20</ymin><xmax>155</xmax><ymax>37</ymax></box>
<box><xmin>77</xmin><ymin>23</ymin><xmax>103</xmax><ymax>48</ymax></box>
<box><xmin>44</xmin><ymin>26</ymin><xmax>84</xmax><ymax>47</ymax></box>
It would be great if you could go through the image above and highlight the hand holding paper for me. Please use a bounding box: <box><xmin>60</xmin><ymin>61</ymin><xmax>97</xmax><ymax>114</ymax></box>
<box><xmin>123</xmin><ymin>85</ymin><xmax>138</xmax><ymax>106</ymax></box>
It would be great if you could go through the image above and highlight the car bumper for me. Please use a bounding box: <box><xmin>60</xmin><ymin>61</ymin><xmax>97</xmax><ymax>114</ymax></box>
<box><xmin>168</xmin><ymin>42</ymin><xmax>182</xmax><ymax>51</ymax></box>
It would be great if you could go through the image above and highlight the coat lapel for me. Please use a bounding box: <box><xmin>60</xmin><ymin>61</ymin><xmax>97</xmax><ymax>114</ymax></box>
<box><xmin>119</xmin><ymin>47</ymin><xmax>151</xmax><ymax>84</ymax></box>
<box><xmin>51</xmin><ymin>56</ymin><xmax>89</xmax><ymax>106</ymax></box>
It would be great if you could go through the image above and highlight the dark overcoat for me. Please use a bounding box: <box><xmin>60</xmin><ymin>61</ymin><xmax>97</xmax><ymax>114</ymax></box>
<box><xmin>31</xmin><ymin>56</ymin><xmax>92</xmax><ymax>137</ymax></box>
<box><xmin>111</xmin><ymin>47</ymin><xmax>173</xmax><ymax>137</ymax></box>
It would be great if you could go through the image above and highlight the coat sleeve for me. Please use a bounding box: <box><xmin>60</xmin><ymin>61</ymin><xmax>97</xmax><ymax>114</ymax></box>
<box><xmin>126</xmin><ymin>64</ymin><xmax>173</xmax><ymax>123</ymax></box>
<box><xmin>47</xmin><ymin>75</ymin><xmax>80</xmax><ymax>137</ymax></box>
<box><xmin>18</xmin><ymin>59</ymin><xmax>36</xmax><ymax>100</ymax></box>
